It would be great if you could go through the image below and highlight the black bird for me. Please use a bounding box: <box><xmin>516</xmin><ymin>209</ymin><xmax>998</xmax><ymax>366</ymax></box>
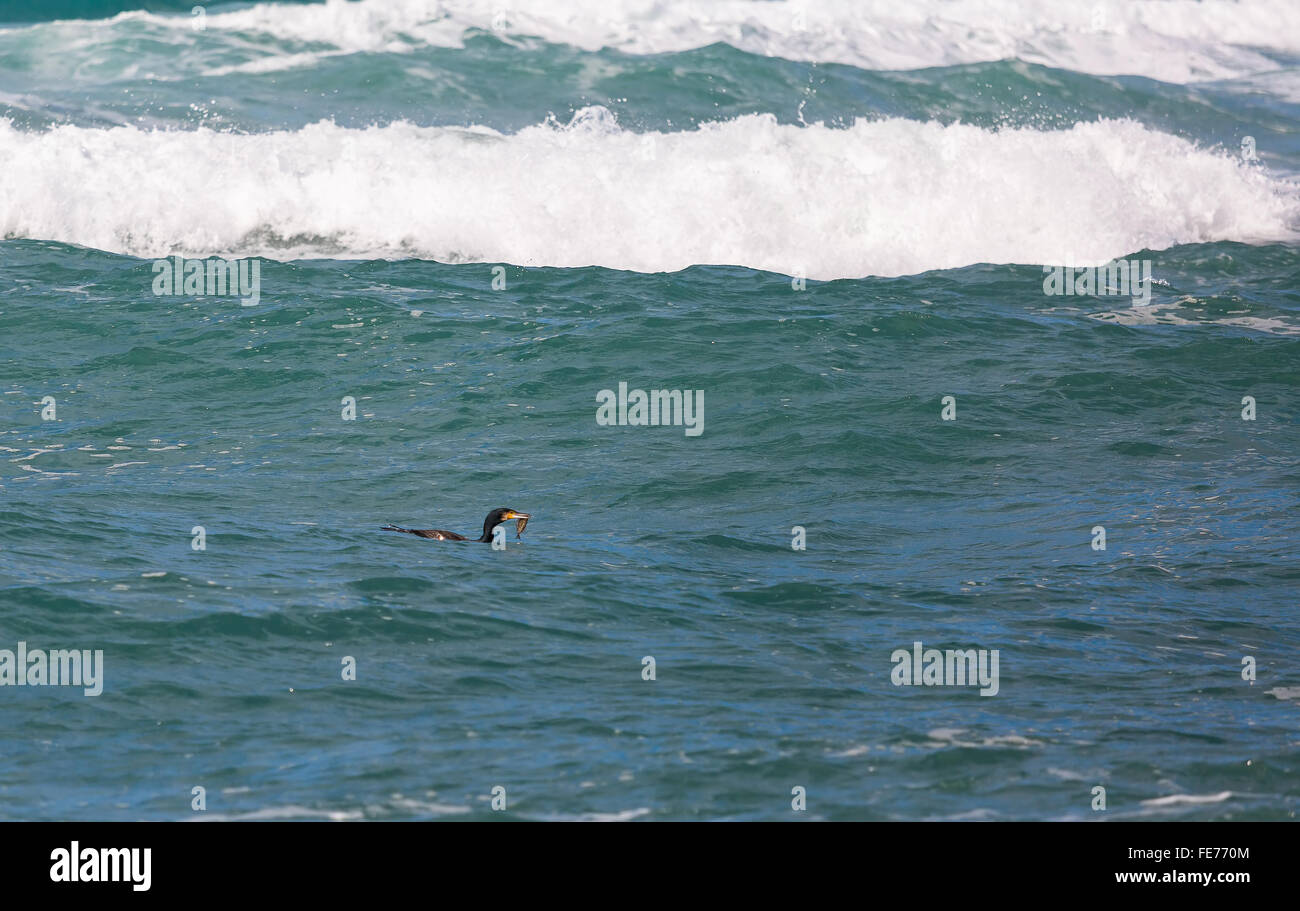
<box><xmin>381</xmin><ymin>507</ymin><xmax>530</xmax><ymax>543</ymax></box>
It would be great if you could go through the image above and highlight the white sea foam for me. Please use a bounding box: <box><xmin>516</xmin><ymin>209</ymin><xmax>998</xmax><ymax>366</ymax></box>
<box><xmin>1140</xmin><ymin>790</ymin><xmax>1234</xmax><ymax>808</ymax></box>
<box><xmin>17</xmin><ymin>0</ymin><xmax>1300</xmax><ymax>84</ymax></box>
<box><xmin>1</xmin><ymin>112</ymin><xmax>1295</xmax><ymax>278</ymax></box>
<box><xmin>1090</xmin><ymin>300</ymin><xmax>1300</xmax><ymax>335</ymax></box>
<box><xmin>188</xmin><ymin>804</ymin><xmax>367</xmax><ymax>821</ymax></box>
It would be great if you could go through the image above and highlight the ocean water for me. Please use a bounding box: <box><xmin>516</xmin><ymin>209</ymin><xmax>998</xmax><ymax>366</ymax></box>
<box><xmin>0</xmin><ymin>0</ymin><xmax>1298</xmax><ymax>822</ymax></box>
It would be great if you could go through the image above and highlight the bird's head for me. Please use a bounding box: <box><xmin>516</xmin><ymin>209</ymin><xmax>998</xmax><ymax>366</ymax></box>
<box><xmin>483</xmin><ymin>507</ymin><xmax>530</xmax><ymax>539</ymax></box>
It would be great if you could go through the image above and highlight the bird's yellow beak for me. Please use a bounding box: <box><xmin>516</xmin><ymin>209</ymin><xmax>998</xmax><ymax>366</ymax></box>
<box><xmin>506</xmin><ymin>511</ymin><xmax>530</xmax><ymax>538</ymax></box>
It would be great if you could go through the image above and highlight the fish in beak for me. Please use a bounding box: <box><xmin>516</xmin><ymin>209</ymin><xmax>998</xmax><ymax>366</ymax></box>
<box><xmin>507</xmin><ymin>510</ymin><xmax>530</xmax><ymax>539</ymax></box>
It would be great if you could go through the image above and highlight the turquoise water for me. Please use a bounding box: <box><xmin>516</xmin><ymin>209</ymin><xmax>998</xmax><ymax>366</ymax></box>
<box><xmin>1</xmin><ymin>0</ymin><xmax>1298</xmax><ymax>821</ymax></box>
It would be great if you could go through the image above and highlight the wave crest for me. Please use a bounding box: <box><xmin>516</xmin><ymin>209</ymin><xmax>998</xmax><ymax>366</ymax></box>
<box><xmin>15</xmin><ymin>0</ymin><xmax>1300</xmax><ymax>84</ymax></box>
<box><xmin>1</xmin><ymin>112</ymin><xmax>1295</xmax><ymax>278</ymax></box>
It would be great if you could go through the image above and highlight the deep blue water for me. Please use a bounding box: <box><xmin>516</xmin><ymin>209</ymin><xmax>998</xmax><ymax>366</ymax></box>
<box><xmin>0</xmin><ymin>0</ymin><xmax>1298</xmax><ymax>820</ymax></box>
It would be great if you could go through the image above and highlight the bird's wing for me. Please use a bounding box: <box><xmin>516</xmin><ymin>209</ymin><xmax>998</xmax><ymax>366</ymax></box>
<box><xmin>381</xmin><ymin>525</ymin><xmax>466</xmax><ymax>540</ymax></box>
<box><xmin>411</xmin><ymin>528</ymin><xmax>466</xmax><ymax>540</ymax></box>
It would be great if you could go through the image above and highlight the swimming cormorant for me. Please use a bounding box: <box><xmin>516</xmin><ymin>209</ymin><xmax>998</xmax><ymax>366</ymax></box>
<box><xmin>381</xmin><ymin>508</ymin><xmax>530</xmax><ymax>542</ymax></box>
